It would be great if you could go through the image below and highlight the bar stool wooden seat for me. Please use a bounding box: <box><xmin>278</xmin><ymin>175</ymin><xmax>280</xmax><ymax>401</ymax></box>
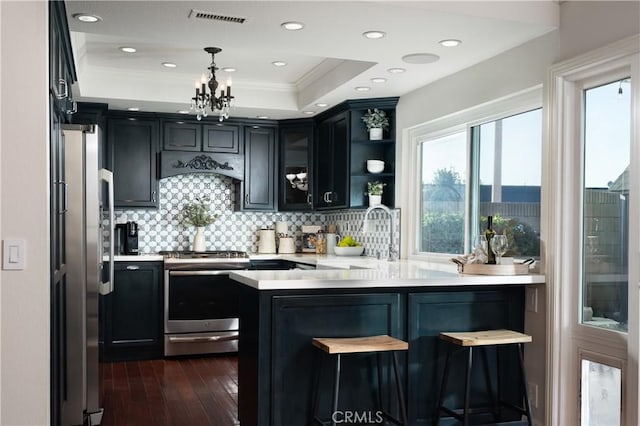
<box><xmin>433</xmin><ymin>329</ymin><xmax>533</xmax><ymax>426</ymax></box>
<box><xmin>311</xmin><ymin>335</ymin><xmax>408</xmax><ymax>426</ymax></box>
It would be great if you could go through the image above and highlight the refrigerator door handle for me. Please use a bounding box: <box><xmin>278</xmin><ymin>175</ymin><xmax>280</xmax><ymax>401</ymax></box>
<box><xmin>99</xmin><ymin>169</ymin><xmax>114</xmax><ymax>295</ymax></box>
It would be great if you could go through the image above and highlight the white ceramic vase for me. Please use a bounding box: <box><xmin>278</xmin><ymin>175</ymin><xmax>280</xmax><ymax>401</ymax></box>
<box><xmin>369</xmin><ymin>128</ymin><xmax>383</xmax><ymax>140</ymax></box>
<box><xmin>368</xmin><ymin>194</ymin><xmax>382</xmax><ymax>207</ymax></box>
<box><xmin>193</xmin><ymin>226</ymin><xmax>206</xmax><ymax>252</ymax></box>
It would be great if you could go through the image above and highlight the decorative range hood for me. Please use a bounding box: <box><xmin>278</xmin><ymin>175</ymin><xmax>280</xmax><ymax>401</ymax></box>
<box><xmin>160</xmin><ymin>151</ymin><xmax>244</xmax><ymax>180</ymax></box>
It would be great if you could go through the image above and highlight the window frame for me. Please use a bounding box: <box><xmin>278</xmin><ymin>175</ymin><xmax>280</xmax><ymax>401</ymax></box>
<box><xmin>404</xmin><ymin>86</ymin><xmax>543</xmax><ymax>264</ymax></box>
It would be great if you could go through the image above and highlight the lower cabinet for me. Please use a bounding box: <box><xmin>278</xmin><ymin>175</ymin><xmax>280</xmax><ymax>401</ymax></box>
<box><xmin>101</xmin><ymin>261</ymin><xmax>163</xmax><ymax>361</ymax></box>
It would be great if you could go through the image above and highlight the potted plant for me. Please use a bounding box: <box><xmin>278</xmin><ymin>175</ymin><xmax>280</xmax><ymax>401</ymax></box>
<box><xmin>181</xmin><ymin>195</ymin><xmax>218</xmax><ymax>251</ymax></box>
<box><xmin>361</xmin><ymin>108</ymin><xmax>390</xmax><ymax>140</ymax></box>
<box><xmin>366</xmin><ymin>181</ymin><xmax>386</xmax><ymax>206</ymax></box>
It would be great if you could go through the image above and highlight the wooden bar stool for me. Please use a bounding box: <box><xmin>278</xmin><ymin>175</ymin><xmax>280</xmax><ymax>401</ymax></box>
<box><xmin>311</xmin><ymin>335</ymin><xmax>408</xmax><ymax>426</ymax></box>
<box><xmin>433</xmin><ymin>329</ymin><xmax>533</xmax><ymax>426</ymax></box>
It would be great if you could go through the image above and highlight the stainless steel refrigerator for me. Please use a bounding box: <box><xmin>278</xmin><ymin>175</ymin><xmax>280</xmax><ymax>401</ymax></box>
<box><xmin>62</xmin><ymin>124</ymin><xmax>114</xmax><ymax>425</ymax></box>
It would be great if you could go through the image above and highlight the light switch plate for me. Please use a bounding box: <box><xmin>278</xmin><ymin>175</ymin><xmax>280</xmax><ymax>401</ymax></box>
<box><xmin>3</xmin><ymin>239</ymin><xmax>26</xmax><ymax>270</ymax></box>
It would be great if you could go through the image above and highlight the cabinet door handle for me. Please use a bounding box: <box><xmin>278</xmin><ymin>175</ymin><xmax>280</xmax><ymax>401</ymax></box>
<box><xmin>307</xmin><ymin>193</ymin><xmax>312</xmax><ymax>206</ymax></box>
<box><xmin>66</xmin><ymin>100</ymin><xmax>77</xmax><ymax>115</ymax></box>
<box><xmin>245</xmin><ymin>193</ymin><xmax>250</xmax><ymax>205</ymax></box>
<box><xmin>151</xmin><ymin>191</ymin><xmax>157</xmax><ymax>203</ymax></box>
<box><xmin>126</xmin><ymin>265</ymin><xmax>140</xmax><ymax>270</ymax></box>
<box><xmin>56</xmin><ymin>181</ymin><xmax>68</xmax><ymax>214</ymax></box>
<box><xmin>323</xmin><ymin>192</ymin><xmax>329</xmax><ymax>203</ymax></box>
<box><xmin>55</xmin><ymin>79</ymin><xmax>68</xmax><ymax>100</ymax></box>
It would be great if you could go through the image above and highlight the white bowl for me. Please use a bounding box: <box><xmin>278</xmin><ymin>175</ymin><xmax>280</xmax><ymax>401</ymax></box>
<box><xmin>367</xmin><ymin>160</ymin><xmax>385</xmax><ymax>174</ymax></box>
<box><xmin>334</xmin><ymin>246</ymin><xmax>364</xmax><ymax>256</ymax></box>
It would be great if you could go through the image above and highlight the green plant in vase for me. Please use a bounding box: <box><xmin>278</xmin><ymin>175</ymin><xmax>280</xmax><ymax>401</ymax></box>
<box><xmin>361</xmin><ymin>108</ymin><xmax>389</xmax><ymax>140</ymax></box>
<box><xmin>181</xmin><ymin>195</ymin><xmax>218</xmax><ymax>251</ymax></box>
<box><xmin>366</xmin><ymin>181</ymin><xmax>386</xmax><ymax>206</ymax></box>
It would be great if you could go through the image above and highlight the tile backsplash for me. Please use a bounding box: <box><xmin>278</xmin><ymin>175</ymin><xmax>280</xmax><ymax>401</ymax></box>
<box><xmin>115</xmin><ymin>173</ymin><xmax>399</xmax><ymax>256</ymax></box>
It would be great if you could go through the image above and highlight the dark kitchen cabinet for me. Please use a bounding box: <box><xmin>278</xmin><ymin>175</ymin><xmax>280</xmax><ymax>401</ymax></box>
<box><xmin>162</xmin><ymin>120</ymin><xmax>201</xmax><ymax>151</ymax></box>
<box><xmin>279</xmin><ymin>120</ymin><xmax>314</xmax><ymax>211</ymax></box>
<box><xmin>102</xmin><ymin>261</ymin><xmax>163</xmax><ymax>361</ymax></box>
<box><xmin>108</xmin><ymin>116</ymin><xmax>160</xmax><ymax>208</ymax></box>
<box><xmin>49</xmin><ymin>0</ymin><xmax>77</xmax><ymax>122</ymax></box>
<box><xmin>203</xmin><ymin>123</ymin><xmax>240</xmax><ymax>153</ymax></box>
<box><xmin>162</xmin><ymin>120</ymin><xmax>240</xmax><ymax>153</ymax></box>
<box><xmin>314</xmin><ymin>110</ymin><xmax>349</xmax><ymax>210</ymax></box>
<box><xmin>238</xmin><ymin>125</ymin><xmax>277</xmax><ymax>210</ymax></box>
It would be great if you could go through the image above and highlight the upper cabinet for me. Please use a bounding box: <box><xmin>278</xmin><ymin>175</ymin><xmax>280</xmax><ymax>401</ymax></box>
<box><xmin>49</xmin><ymin>1</ymin><xmax>77</xmax><ymax>121</ymax></box>
<box><xmin>107</xmin><ymin>115</ymin><xmax>160</xmax><ymax>208</ymax></box>
<box><xmin>162</xmin><ymin>120</ymin><xmax>201</xmax><ymax>151</ymax></box>
<box><xmin>314</xmin><ymin>111</ymin><xmax>349</xmax><ymax>210</ymax></box>
<box><xmin>238</xmin><ymin>125</ymin><xmax>277</xmax><ymax>211</ymax></box>
<box><xmin>203</xmin><ymin>124</ymin><xmax>240</xmax><ymax>153</ymax></box>
<box><xmin>279</xmin><ymin>120</ymin><xmax>314</xmax><ymax>211</ymax></box>
<box><xmin>162</xmin><ymin>120</ymin><xmax>240</xmax><ymax>154</ymax></box>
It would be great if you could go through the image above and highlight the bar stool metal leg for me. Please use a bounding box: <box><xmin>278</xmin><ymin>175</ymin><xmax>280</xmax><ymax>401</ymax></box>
<box><xmin>517</xmin><ymin>343</ymin><xmax>533</xmax><ymax>426</ymax></box>
<box><xmin>392</xmin><ymin>351</ymin><xmax>408</xmax><ymax>425</ymax></box>
<box><xmin>331</xmin><ymin>354</ymin><xmax>342</xmax><ymax>426</ymax></box>
<box><xmin>463</xmin><ymin>347</ymin><xmax>474</xmax><ymax>426</ymax></box>
<box><xmin>377</xmin><ymin>353</ymin><xmax>384</xmax><ymax>414</ymax></box>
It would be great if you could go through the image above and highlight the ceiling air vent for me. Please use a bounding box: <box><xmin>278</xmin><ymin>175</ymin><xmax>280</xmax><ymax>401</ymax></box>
<box><xmin>189</xmin><ymin>9</ymin><xmax>246</xmax><ymax>24</ymax></box>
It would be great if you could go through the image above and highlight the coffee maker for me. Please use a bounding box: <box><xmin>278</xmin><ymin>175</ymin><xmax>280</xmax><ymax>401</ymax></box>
<box><xmin>114</xmin><ymin>221</ymin><xmax>139</xmax><ymax>255</ymax></box>
<box><xmin>124</xmin><ymin>221</ymin><xmax>139</xmax><ymax>255</ymax></box>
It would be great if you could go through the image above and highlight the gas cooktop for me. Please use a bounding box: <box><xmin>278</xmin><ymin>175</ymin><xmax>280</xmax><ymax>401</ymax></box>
<box><xmin>159</xmin><ymin>250</ymin><xmax>249</xmax><ymax>259</ymax></box>
<box><xmin>160</xmin><ymin>250</ymin><xmax>250</xmax><ymax>271</ymax></box>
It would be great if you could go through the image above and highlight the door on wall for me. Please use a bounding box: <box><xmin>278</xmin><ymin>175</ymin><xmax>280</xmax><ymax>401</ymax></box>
<box><xmin>550</xmin><ymin>45</ymin><xmax>639</xmax><ymax>426</ymax></box>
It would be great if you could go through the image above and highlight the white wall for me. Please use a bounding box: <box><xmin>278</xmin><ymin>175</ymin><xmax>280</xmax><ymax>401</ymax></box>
<box><xmin>0</xmin><ymin>1</ymin><xmax>50</xmax><ymax>424</ymax></box>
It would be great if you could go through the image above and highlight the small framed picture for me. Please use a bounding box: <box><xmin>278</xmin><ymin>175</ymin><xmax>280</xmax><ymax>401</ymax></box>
<box><xmin>302</xmin><ymin>225</ymin><xmax>321</xmax><ymax>253</ymax></box>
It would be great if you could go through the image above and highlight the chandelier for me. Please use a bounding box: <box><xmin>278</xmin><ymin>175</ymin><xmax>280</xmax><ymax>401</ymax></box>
<box><xmin>190</xmin><ymin>47</ymin><xmax>234</xmax><ymax>122</ymax></box>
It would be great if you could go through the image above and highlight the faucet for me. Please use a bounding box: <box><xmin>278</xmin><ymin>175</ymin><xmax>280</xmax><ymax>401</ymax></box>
<box><xmin>362</xmin><ymin>204</ymin><xmax>398</xmax><ymax>261</ymax></box>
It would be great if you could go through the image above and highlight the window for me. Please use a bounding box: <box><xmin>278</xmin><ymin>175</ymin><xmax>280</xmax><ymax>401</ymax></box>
<box><xmin>417</xmin><ymin>108</ymin><xmax>542</xmax><ymax>257</ymax></box>
<box><xmin>580</xmin><ymin>77</ymin><xmax>630</xmax><ymax>332</ymax></box>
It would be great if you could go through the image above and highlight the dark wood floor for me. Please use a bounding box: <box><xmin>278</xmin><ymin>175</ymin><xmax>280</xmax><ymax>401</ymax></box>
<box><xmin>100</xmin><ymin>355</ymin><xmax>239</xmax><ymax>426</ymax></box>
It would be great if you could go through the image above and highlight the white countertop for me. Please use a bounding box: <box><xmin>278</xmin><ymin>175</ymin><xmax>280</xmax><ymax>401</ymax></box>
<box><xmin>232</xmin><ymin>256</ymin><xmax>545</xmax><ymax>290</ymax></box>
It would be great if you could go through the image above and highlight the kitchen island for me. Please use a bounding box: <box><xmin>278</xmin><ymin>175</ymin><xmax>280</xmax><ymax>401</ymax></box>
<box><xmin>230</xmin><ymin>261</ymin><xmax>544</xmax><ymax>426</ymax></box>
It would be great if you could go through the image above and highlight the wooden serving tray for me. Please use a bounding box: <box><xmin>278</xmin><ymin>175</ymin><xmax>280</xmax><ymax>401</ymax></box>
<box><xmin>460</xmin><ymin>263</ymin><xmax>530</xmax><ymax>276</ymax></box>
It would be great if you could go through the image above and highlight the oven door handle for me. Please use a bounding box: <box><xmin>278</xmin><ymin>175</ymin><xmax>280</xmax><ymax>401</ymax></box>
<box><xmin>168</xmin><ymin>334</ymin><xmax>239</xmax><ymax>343</ymax></box>
<box><xmin>169</xmin><ymin>270</ymin><xmax>239</xmax><ymax>276</ymax></box>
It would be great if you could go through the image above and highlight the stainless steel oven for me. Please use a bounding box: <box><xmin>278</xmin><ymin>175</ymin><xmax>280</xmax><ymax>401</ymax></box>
<box><xmin>161</xmin><ymin>251</ymin><xmax>249</xmax><ymax>356</ymax></box>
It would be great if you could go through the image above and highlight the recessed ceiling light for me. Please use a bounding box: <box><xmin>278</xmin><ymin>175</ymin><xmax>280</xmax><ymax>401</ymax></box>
<box><xmin>402</xmin><ymin>53</ymin><xmax>440</xmax><ymax>64</ymax></box>
<box><xmin>315</xmin><ymin>103</ymin><xmax>328</xmax><ymax>107</ymax></box>
<box><xmin>355</xmin><ymin>86</ymin><xmax>371</xmax><ymax>92</ymax></box>
<box><xmin>257</xmin><ymin>115</ymin><xmax>269</xmax><ymax>119</ymax></box>
<box><xmin>362</xmin><ymin>30</ymin><xmax>386</xmax><ymax>39</ymax></box>
<box><xmin>281</xmin><ymin>21</ymin><xmax>305</xmax><ymax>31</ymax></box>
<box><xmin>303</xmin><ymin>111</ymin><xmax>315</xmax><ymax>115</ymax></box>
<box><xmin>119</xmin><ymin>46</ymin><xmax>137</xmax><ymax>53</ymax></box>
<box><xmin>127</xmin><ymin>107</ymin><xmax>139</xmax><ymax>111</ymax></box>
<box><xmin>272</xmin><ymin>61</ymin><xmax>287</xmax><ymax>67</ymax></box>
<box><xmin>370</xmin><ymin>77</ymin><xmax>387</xmax><ymax>84</ymax></box>
<box><xmin>387</xmin><ymin>67</ymin><xmax>406</xmax><ymax>74</ymax></box>
<box><xmin>73</xmin><ymin>13</ymin><xmax>101</xmax><ymax>23</ymax></box>
<box><xmin>439</xmin><ymin>39</ymin><xmax>462</xmax><ymax>47</ymax></box>
<box><xmin>222</xmin><ymin>67</ymin><xmax>237</xmax><ymax>73</ymax></box>
<box><xmin>177</xmin><ymin>110</ymin><xmax>190</xmax><ymax>114</ymax></box>
<box><xmin>162</xmin><ymin>62</ymin><xmax>177</xmax><ymax>68</ymax></box>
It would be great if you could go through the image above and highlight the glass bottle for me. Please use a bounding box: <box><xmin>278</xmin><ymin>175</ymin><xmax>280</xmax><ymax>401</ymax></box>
<box><xmin>485</xmin><ymin>215</ymin><xmax>496</xmax><ymax>264</ymax></box>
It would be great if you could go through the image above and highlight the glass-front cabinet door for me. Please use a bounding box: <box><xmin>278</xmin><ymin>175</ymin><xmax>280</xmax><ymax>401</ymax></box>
<box><xmin>279</xmin><ymin>123</ymin><xmax>313</xmax><ymax>211</ymax></box>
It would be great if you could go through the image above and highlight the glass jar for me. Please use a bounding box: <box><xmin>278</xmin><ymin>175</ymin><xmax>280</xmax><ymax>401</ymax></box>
<box><xmin>315</xmin><ymin>230</ymin><xmax>327</xmax><ymax>254</ymax></box>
